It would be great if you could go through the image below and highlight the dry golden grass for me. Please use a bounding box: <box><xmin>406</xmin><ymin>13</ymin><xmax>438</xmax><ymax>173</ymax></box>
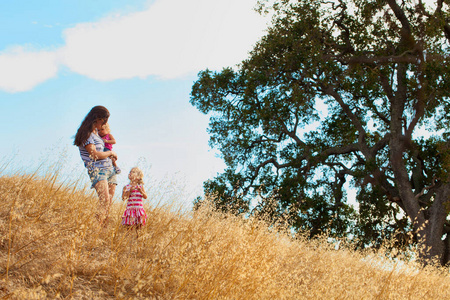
<box><xmin>1</xmin><ymin>171</ymin><xmax>449</xmax><ymax>299</ymax></box>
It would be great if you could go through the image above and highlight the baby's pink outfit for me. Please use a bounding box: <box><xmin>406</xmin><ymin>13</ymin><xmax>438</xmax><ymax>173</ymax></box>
<box><xmin>102</xmin><ymin>134</ymin><xmax>113</xmax><ymax>150</ymax></box>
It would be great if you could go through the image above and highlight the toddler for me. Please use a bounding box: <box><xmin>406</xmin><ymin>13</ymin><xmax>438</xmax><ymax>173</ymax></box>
<box><xmin>98</xmin><ymin>123</ymin><xmax>121</xmax><ymax>174</ymax></box>
<box><xmin>122</xmin><ymin>167</ymin><xmax>148</xmax><ymax>232</ymax></box>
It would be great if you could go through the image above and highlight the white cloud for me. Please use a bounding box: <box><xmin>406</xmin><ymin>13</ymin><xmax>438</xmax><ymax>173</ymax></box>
<box><xmin>60</xmin><ymin>0</ymin><xmax>269</xmax><ymax>80</ymax></box>
<box><xmin>0</xmin><ymin>46</ymin><xmax>59</xmax><ymax>93</ymax></box>
<box><xmin>0</xmin><ymin>0</ymin><xmax>269</xmax><ymax>92</ymax></box>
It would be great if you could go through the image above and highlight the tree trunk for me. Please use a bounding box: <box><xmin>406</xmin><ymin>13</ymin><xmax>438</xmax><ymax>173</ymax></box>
<box><xmin>422</xmin><ymin>182</ymin><xmax>450</xmax><ymax>265</ymax></box>
<box><xmin>388</xmin><ymin>61</ymin><xmax>433</xmax><ymax>265</ymax></box>
<box><xmin>391</xmin><ymin>145</ymin><xmax>450</xmax><ymax>265</ymax></box>
<box><xmin>390</xmin><ymin>143</ymin><xmax>447</xmax><ymax>265</ymax></box>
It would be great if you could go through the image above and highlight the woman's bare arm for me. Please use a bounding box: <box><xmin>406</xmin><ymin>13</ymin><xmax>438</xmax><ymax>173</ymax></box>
<box><xmin>85</xmin><ymin>144</ymin><xmax>117</xmax><ymax>160</ymax></box>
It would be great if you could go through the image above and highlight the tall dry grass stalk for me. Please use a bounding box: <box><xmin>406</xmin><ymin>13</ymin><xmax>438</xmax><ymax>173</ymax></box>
<box><xmin>1</xmin><ymin>171</ymin><xmax>449</xmax><ymax>299</ymax></box>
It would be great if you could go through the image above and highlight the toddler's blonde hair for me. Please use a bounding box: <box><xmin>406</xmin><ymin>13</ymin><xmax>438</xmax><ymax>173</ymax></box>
<box><xmin>130</xmin><ymin>167</ymin><xmax>144</xmax><ymax>185</ymax></box>
<box><xmin>101</xmin><ymin>123</ymin><xmax>111</xmax><ymax>134</ymax></box>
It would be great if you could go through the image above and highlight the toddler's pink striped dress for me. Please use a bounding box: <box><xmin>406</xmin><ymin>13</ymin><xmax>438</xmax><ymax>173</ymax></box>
<box><xmin>122</xmin><ymin>184</ymin><xmax>147</xmax><ymax>226</ymax></box>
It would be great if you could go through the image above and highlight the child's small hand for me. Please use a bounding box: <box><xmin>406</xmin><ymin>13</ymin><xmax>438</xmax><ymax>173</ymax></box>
<box><xmin>130</xmin><ymin>185</ymin><xmax>142</xmax><ymax>193</ymax></box>
<box><xmin>122</xmin><ymin>185</ymin><xmax>131</xmax><ymax>201</ymax></box>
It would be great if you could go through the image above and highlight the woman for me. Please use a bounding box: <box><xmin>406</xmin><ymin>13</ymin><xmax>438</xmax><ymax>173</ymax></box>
<box><xmin>74</xmin><ymin>106</ymin><xmax>118</xmax><ymax>226</ymax></box>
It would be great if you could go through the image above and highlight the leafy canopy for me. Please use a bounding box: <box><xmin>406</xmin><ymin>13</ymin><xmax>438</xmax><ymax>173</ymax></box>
<box><xmin>191</xmin><ymin>0</ymin><xmax>450</xmax><ymax>255</ymax></box>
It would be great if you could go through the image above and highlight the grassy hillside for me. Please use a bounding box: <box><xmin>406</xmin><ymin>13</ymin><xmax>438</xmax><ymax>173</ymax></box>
<box><xmin>1</xmin><ymin>172</ymin><xmax>449</xmax><ymax>299</ymax></box>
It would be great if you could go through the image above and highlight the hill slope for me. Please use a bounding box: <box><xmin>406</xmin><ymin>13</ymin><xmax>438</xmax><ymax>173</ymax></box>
<box><xmin>1</xmin><ymin>173</ymin><xmax>449</xmax><ymax>299</ymax></box>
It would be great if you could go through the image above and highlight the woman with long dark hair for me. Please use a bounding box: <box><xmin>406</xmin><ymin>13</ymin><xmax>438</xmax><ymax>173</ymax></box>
<box><xmin>74</xmin><ymin>106</ymin><xmax>118</xmax><ymax>226</ymax></box>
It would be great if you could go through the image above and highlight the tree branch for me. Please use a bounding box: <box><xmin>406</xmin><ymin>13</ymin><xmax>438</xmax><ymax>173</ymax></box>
<box><xmin>321</xmin><ymin>85</ymin><xmax>368</xmax><ymax>150</ymax></box>
<box><xmin>244</xmin><ymin>158</ymin><xmax>293</xmax><ymax>195</ymax></box>
<box><xmin>418</xmin><ymin>0</ymin><xmax>450</xmax><ymax>44</ymax></box>
<box><xmin>334</xmin><ymin>2</ymin><xmax>354</xmax><ymax>55</ymax></box>
<box><xmin>321</xmin><ymin>143</ymin><xmax>360</xmax><ymax>157</ymax></box>
<box><xmin>343</xmin><ymin>55</ymin><xmax>418</xmax><ymax>65</ymax></box>
<box><xmin>279</xmin><ymin>119</ymin><xmax>308</xmax><ymax>148</ymax></box>
<box><xmin>246</xmin><ymin>133</ymin><xmax>285</xmax><ymax>151</ymax></box>
<box><xmin>369</xmin><ymin>134</ymin><xmax>390</xmax><ymax>157</ymax></box>
<box><xmin>379</xmin><ymin>71</ymin><xmax>395</xmax><ymax>108</ymax></box>
<box><xmin>415</xmin><ymin>176</ymin><xmax>437</xmax><ymax>200</ymax></box>
<box><xmin>387</xmin><ymin>0</ymin><xmax>412</xmax><ymax>35</ymax></box>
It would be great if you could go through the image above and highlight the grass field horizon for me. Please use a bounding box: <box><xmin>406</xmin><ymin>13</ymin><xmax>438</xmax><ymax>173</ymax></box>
<box><xmin>1</xmin><ymin>169</ymin><xmax>450</xmax><ymax>299</ymax></box>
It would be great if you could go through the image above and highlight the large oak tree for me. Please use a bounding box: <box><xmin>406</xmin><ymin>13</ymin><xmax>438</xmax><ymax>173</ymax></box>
<box><xmin>190</xmin><ymin>0</ymin><xmax>450</xmax><ymax>265</ymax></box>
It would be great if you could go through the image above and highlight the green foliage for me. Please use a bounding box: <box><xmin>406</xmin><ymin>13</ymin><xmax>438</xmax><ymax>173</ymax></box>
<box><xmin>191</xmin><ymin>0</ymin><xmax>450</xmax><ymax>262</ymax></box>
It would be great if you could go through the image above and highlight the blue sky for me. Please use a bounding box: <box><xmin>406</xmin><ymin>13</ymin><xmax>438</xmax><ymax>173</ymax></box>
<box><xmin>0</xmin><ymin>0</ymin><xmax>270</xmax><ymax>206</ymax></box>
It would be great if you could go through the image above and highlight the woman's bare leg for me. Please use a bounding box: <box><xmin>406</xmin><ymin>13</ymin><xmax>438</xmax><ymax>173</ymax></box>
<box><xmin>104</xmin><ymin>183</ymin><xmax>116</xmax><ymax>226</ymax></box>
<box><xmin>108</xmin><ymin>183</ymin><xmax>116</xmax><ymax>202</ymax></box>
<box><xmin>94</xmin><ymin>180</ymin><xmax>110</xmax><ymax>226</ymax></box>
